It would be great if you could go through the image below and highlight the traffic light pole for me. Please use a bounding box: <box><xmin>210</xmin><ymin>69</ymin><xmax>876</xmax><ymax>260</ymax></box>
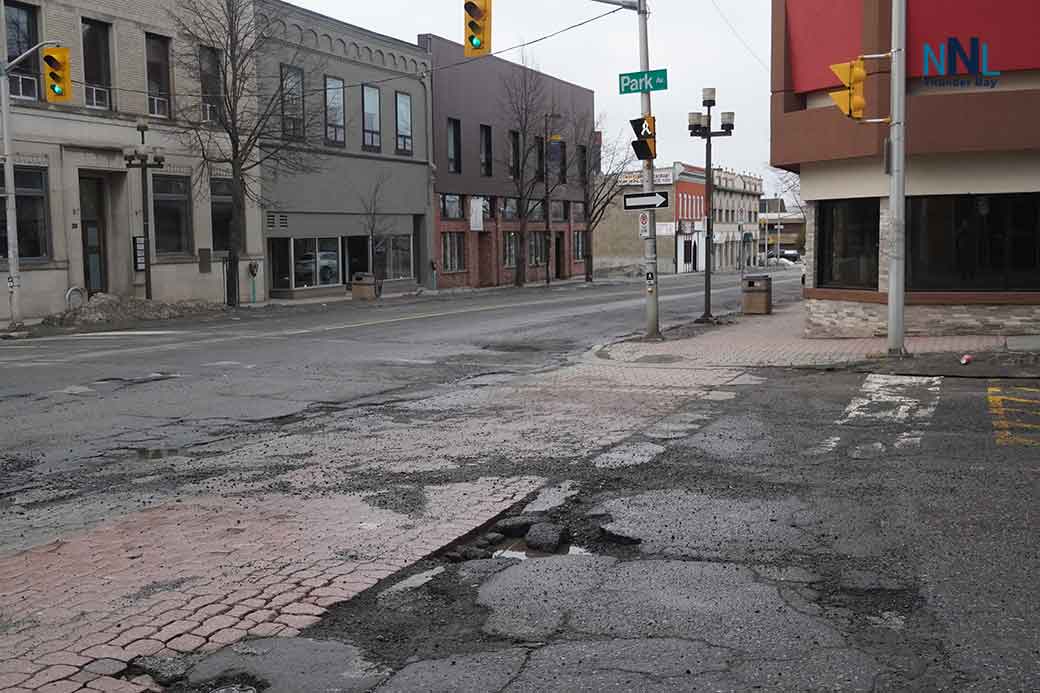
<box><xmin>637</xmin><ymin>0</ymin><xmax>660</xmax><ymax>338</ymax></box>
<box><xmin>887</xmin><ymin>0</ymin><xmax>907</xmax><ymax>355</ymax></box>
<box><xmin>0</xmin><ymin>23</ymin><xmax>58</xmax><ymax>329</ymax></box>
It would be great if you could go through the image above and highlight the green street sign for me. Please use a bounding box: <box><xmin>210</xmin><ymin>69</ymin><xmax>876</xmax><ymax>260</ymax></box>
<box><xmin>619</xmin><ymin>69</ymin><xmax>668</xmax><ymax>95</ymax></box>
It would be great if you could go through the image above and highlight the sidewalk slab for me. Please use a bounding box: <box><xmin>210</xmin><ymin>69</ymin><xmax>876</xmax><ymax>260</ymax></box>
<box><xmin>602</xmin><ymin>303</ymin><xmax>1007</xmax><ymax>369</ymax></box>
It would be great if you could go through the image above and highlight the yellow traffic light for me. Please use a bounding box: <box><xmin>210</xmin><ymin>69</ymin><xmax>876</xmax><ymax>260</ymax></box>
<box><xmin>41</xmin><ymin>47</ymin><xmax>72</xmax><ymax>103</ymax></box>
<box><xmin>829</xmin><ymin>58</ymin><xmax>867</xmax><ymax>119</ymax></box>
<box><xmin>463</xmin><ymin>0</ymin><xmax>492</xmax><ymax>57</ymax></box>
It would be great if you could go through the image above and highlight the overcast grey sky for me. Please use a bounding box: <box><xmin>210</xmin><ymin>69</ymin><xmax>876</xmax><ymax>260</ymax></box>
<box><xmin>295</xmin><ymin>0</ymin><xmax>775</xmax><ymax>190</ymax></box>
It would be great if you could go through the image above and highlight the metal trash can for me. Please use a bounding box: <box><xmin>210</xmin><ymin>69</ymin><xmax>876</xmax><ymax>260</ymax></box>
<box><xmin>742</xmin><ymin>274</ymin><xmax>773</xmax><ymax>315</ymax></box>
<box><xmin>351</xmin><ymin>272</ymin><xmax>378</xmax><ymax>301</ymax></box>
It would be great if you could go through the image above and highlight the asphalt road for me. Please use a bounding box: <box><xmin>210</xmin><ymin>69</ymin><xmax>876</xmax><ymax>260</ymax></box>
<box><xmin>0</xmin><ymin>270</ymin><xmax>803</xmax><ymax>479</ymax></box>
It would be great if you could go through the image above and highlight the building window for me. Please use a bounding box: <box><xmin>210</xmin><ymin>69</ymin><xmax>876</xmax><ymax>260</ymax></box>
<box><xmin>82</xmin><ymin>19</ymin><xmax>112</xmax><ymax>110</ymax></box>
<box><xmin>447</xmin><ymin>118</ymin><xmax>461</xmax><ymax>173</ymax></box>
<box><xmin>528</xmin><ymin>231</ymin><xmax>548</xmax><ymax>266</ymax></box>
<box><xmin>535</xmin><ymin>136</ymin><xmax>545</xmax><ymax>181</ymax></box>
<box><xmin>199</xmin><ymin>46</ymin><xmax>222</xmax><ymax>122</ymax></box>
<box><xmin>509</xmin><ymin>130</ymin><xmax>520</xmax><ymax>179</ymax></box>
<box><xmin>395</xmin><ymin>92</ymin><xmax>412</xmax><ymax>154</ymax></box>
<box><xmin>6</xmin><ymin>2</ymin><xmax>38</xmax><ymax>100</ymax></box>
<box><xmin>442</xmin><ymin>232</ymin><xmax>465</xmax><ymax>272</ymax></box>
<box><xmin>324</xmin><ymin>76</ymin><xmax>345</xmax><ymax>145</ymax></box>
<box><xmin>281</xmin><ymin>65</ymin><xmax>304</xmax><ymax>139</ymax></box>
<box><xmin>529</xmin><ymin>200</ymin><xmax>545</xmax><ymax>222</ymax></box>
<box><xmin>475</xmin><ymin>195</ymin><xmax>495</xmax><ymax>219</ymax></box>
<box><xmin>503</xmin><ymin>198</ymin><xmax>519</xmax><ymax>221</ymax></box>
<box><xmin>0</xmin><ymin>167</ymin><xmax>48</xmax><ymax>260</ymax></box>
<box><xmin>146</xmin><ymin>34</ymin><xmax>171</xmax><ymax>117</ymax></box>
<box><xmin>480</xmin><ymin>124</ymin><xmax>492</xmax><ymax>177</ymax></box>
<box><xmin>550</xmin><ymin>200</ymin><xmax>567</xmax><ymax>222</ymax></box>
<box><xmin>504</xmin><ymin>232</ymin><xmax>519</xmax><ymax>267</ymax></box>
<box><xmin>363</xmin><ymin>84</ymin><xmax>381</xmax><ymax>150</ymax></box>
<box><xmin>210</xmin><ymin>178</ymin><xmax>239</xmax><ymax>252</ymax></box>
<box><xmin>440</xmin><ymin>194</ymin><xmax>464</xmax><ymax>220</ymax></box>
<box><xmin>153</xmin><ymin>175</ymin><xmax>193</xmax><ymax>255</ymax></box>
<box><xmin>908</xmin><ymin>193</ymin><xmax>1040</xmax><ymax>291</ymax></box>
<box><xmin>573</xmin><ymin>201</ymin><xmax>587</xmax><ymax>222</ymax></box>
<box><xmin>558</xmin><ymin>142</ymin><xmax>567</xmax><ymax>184</ymax></box>
<box><xmin>816</xmin><ymin>198</ymin><xmax>880</xmax><ymax>289</ymax></box>
<box><xmin>385</xmin><ymin>235</ymin><xmax>413</xmax><ymax>279</ymax></box>
<box><xmin>574</xmin><ymin>230</ymin><xmax>588</xmax><ymax>261</ymax></box>
<box><xmin>577</xmin><ymin>145</ymin><xmax>588</xmax><ymax>185</ymax></box>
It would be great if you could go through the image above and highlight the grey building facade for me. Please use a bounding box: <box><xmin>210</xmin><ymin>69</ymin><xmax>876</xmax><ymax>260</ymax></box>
<box><xmin>258</xmin><ymin>0</ymin><xmax>433</xmax><ymax>298</ymax></box>
<box><xmin>420</xmin><ymin>34</ymin><xmax>595</xmax><ymax>289</ymax></box>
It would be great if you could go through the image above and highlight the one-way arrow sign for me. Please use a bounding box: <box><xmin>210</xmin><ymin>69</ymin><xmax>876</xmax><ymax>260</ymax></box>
<box><xmin>624</xmin><ymin>191</ymin><xmax>670</xmax><ymax>211</ymax></box>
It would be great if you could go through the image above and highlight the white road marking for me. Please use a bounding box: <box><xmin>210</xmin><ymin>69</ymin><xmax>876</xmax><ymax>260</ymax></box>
<box><xmin>50</xmin><ymin>385</ymin><xmax>95</xmax><ymax>396</ymax></box>
<box><xmin>201</xmin><ymin>361</ymin><xmax>243</xmax><ymax>367</ymax></box>
<box><xmin>808</xmin><ymin>374</ymin><xmax>943</xmax><ymax>458</ymax></box>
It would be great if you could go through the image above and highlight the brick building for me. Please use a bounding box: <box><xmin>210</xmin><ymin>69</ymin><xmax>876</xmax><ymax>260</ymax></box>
<box><xmin>420</xmin><ymin>34</ymin><xmax>594</xmax><ymax>289</ymax></box>
<box><xmin>773</xmin><ymin>0</ymin><xmax>1040</xmax><ymax>337</ymax></box>
<box><xmin>0</xmin><ymin>0</ymin><xmax>265</xmax><ymax>323</ymax></box>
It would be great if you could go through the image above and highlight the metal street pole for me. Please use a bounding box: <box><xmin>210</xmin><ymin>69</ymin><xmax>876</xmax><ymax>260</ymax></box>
<box><xmin>638</xmin><ymin>0</ymin><xmax>660</xmax><ymax>338</ymax></box>
<box><xmin>777</xmin><ymin>221</ymin><xmax>783</xmax><ymax>265</ymax></box>
<box><xmin>701</xmin><ymin>109</ymin><xmax>713</xmax><ymax>320</ymax></box>
<box><xmin>887</xmin><ymin>0</ymin><xmax>907</xmax><ymax>355</ymax></box>
<box><xmin>544</xmin><ymin>113</ymin><xmax>551</xmax><ymax>286</ymax></box>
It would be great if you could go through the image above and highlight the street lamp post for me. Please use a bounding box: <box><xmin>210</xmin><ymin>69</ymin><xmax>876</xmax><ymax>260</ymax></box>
<box><xmin>689</xmin><ymin>90</ymin><xmax>734</xmax><ymax>322</ymax></box>
<box><xmin>124</xmin><ymin>119</ymin><xmax>165</xmax><ymax>300</ymax></box>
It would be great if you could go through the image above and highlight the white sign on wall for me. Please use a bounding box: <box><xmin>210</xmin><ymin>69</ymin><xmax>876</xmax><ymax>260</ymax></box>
<box><xmin>619</xmin><ymin>170</ymin><xmax>675</xmax><ymax>187</ymax></box>
<box><xmin>469</xmin><ymin>198</ymin><xmax>484</xmax><ymax>232</ymax></box>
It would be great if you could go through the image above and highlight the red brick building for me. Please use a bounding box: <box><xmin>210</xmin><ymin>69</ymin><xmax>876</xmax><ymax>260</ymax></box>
<box><xmin>421</xmin><ymin>34</ymin><xmax>595</xmax><ymax>289</ymax></box>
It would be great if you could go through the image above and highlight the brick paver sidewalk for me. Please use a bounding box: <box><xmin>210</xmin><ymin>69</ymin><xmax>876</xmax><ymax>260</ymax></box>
<box><xmin>0</xmin><ymin>477</ymin><xmax>539</xmax><ymax>692</ymax></box>
<box><xmin>603</xmin><ymin>303</ymin><xmax>1006</xmax><ymax>368</ymax></box>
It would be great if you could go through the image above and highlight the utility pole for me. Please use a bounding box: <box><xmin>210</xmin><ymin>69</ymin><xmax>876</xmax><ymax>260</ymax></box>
<box><xmin>637</xmin><ymin>0</ymin><xmax>659</xmax><ymax>338</ymax></box>
<box><xmin>887</xmin><ymin>0</ymin><xmax>907</xmax><ymax>355</ymax></box>
<box><xmin>0</xmin><ymin>4</ymin><xmax>57</xmax><ymax>328</ymax></box>
<box><xmin>591</xmin><ymin>0</ymin><xmax>657</xmax><ymax>337</ymax></box>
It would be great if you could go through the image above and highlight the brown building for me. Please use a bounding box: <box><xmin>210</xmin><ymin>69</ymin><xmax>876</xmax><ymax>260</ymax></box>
<box><xmin>773</xmin><ymin>0</ymin><xmax>1040</xmax><ymax>337</ymax></box>
<box><xmin>420</xmin><ymin>35</ymin><xmax>594</xmax><ymax>288</ymax></box>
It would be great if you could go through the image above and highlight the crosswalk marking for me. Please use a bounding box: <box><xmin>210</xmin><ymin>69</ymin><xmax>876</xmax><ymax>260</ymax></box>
<box><xmin>988</xmin><ymin>385</ymin><xmax>1040</xmax><ymax>447</ymax></box>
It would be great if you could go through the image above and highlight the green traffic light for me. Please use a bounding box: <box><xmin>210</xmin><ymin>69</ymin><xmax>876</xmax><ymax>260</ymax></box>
<box><xmin>469</xmin><ymin>36</ymin><xmax>482</xmax><ymax>48</ymax></box>
<box><xmin>51</xmin><ymin>85</ymin><xmax>63</xmax><ymax>95</ymax></box>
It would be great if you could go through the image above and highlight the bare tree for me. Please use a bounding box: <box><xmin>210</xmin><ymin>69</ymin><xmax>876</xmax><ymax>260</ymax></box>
<box><xmin>571</xmin><ymin>119</ymin><xmax>633</xmax><ymax>281</ymax></box>
<box><xmin>169</xmin><ymin>0</ymin><xmax>325</xmax><ymax>306</ymax></box>
<box><xmin>768</xmin><ymin>166</ymin><xmax>807</xmax><ymax>252</ymax></box>
<box><xmin>357</xmin><ymin>173</ymin><xmax>395</xmax><ymax>294</ymax></box>
<box><xmin>498</xmin><ymin>55</ymin><xmax>560</xmax><ymax>287</ymax></box>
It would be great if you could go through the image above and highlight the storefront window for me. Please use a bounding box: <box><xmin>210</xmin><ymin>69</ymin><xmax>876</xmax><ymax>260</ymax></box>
<box><xmin>504</xmin><ymin>231</ymin><xmax>519</xmax><ymax>267</ymax></box>
<box><xmin>317</xmin><ymin>237</ymin><xmax>340</xmax><ymax>285</ymax></box>
<box><xmin>0</xmin><ymin>167</ymin><xmax>48</xmax><ymax>259</ymax></box>
<box><xmin>816</xmin><ymin>198</ymin><xmax>879</xmax><ymax>289</ymax></box>
<box><xmin>909</xmin><ymin>193</ymin><xmax>1040</xmax><ymax>291</ymax></box>
<box><xmin>153</xmin><ymin>175</ymin><xmax>192</xmax><ymax>254</ymax></box>
<box><xmin>210</xmin><ymin>178</ymin><xmax>238</xmax><ymax>252</ymax></box>
<box><xmin>293</xmin><ymin>238</ymin><xmax>317</xmax><ymax>287</ymax></box>
<box><xmin>387</xmin><ymin>235</ymin><xmax>412</xmax><ymax>279</ymax></box>
<box><xmin>442</xmin><ymin>231</ymin><xmax>465</xmax><ymax>272</ymax></box>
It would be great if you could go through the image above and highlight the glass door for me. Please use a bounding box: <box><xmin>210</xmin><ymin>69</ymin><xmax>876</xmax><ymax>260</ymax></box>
<box><xmin>79</xmin><ymin>177</ymin><xmax>107</xmax><ymax>295</ymax></box>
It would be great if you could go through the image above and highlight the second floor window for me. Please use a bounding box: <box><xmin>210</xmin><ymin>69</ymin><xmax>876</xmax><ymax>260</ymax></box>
<box><xmin>509</xmin><ymin>131</ymin><xmax>520</xmax><ymax>179</ymax></box>
<box><xmin>146</xmin><ymin>34</ymin><xmax>171</xmax><ymax>117</ymax></box>
<box><xmin>535</xmin><ymin>136</ymin><xmax>545</xmax><ymax>181</ymax></box>
<box><xmin>199</xmin><ymin>46</ymin><xmax>222</xmax><ymax>123</ymax></box>
<box><xmin>325</xmin><ymin>76</ymin><xmax>345</xmax><ymax>145</ymax></box>
<box><xmin>82</xmin><ymin>19</ymin><xmax>111</xmax><ymax>110</ymax></box>
<box><xmin>577</xmin><ymin>145</ymin><xmax>588</xmax><ymax>185</ymax></box>
<box><xmin>480</xmin><ymin>124</ymin><xmax>492</xmax><ymax>177</ymax></box>
<box><xmin>363</xmin><ymin>85</ymin><xmax>381</xmax><ymax>150</ymax></box>
<box><xmin>6</xmin><ymin>1</ymin><xmax>38</xmax><ymax>100</ymax></box>
<box><xmin>447</xmin><ymin>118</ymin><xmax>461</xmax><ymax>173</ymax></box>
<box><xmin>281</xmin><ymin>65</ymin><xmax>303</xmax><ymax>139</ymax></box>
<box><xmin>395</xmin><ymin>92</ymin><xmax>412</xmax><ymax>154</ymax></box>
<box><xmin>558</xmin><ymin>142</ymin><xmax>568</xmax><ymax>184</ymax></box>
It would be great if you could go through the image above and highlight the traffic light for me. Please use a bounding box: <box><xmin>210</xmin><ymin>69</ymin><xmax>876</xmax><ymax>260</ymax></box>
<box><xmin>463</xmin><ymin>0</ymin><xmax>492</xmax><ymax>57</ymax></box>
<box><xmin>630</xmin><ymin>116</ymin><xmax>656</xmax><ymax>161</ymax></box>
<box><xmin>41</xmin><ymin>47</ymin><xmax>72</xmax><ymax>103</ymax></box>
<box><xmin>829</xmin><ymin>58</ymin><xmax>867</xmax><ymax>119</ymax></box>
